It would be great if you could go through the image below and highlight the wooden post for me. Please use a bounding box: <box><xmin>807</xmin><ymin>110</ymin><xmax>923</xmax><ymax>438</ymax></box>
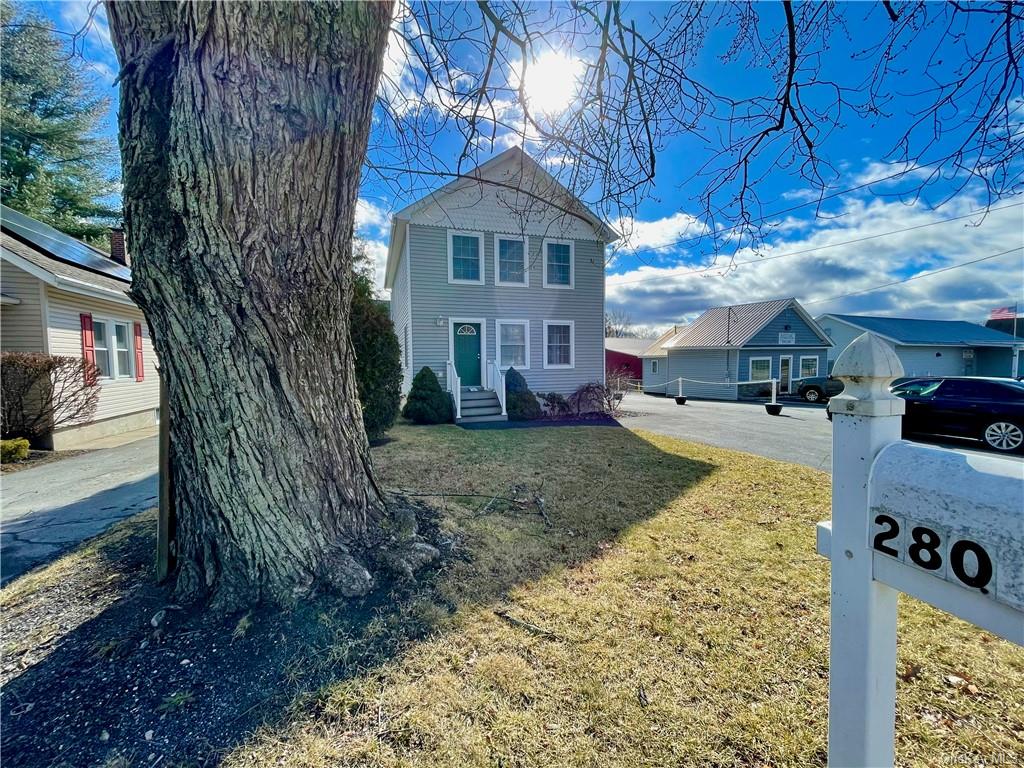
<box><xmin>826</xmin><ymin>333</ymin><xmax>905</xmax><ymax>767</ymax></box>
<box><xmin>156</xmin><ymin>374</ymin><xmax>175</xmax><ymax>581</ymax></box>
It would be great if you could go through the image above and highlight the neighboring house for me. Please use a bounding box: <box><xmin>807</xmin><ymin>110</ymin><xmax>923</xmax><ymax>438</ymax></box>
<box><xmin>605</xmin><ymin>337</ymin><xmax>649</xmax><ymax>382</ymax></box>
<box><xmin>1</xmin><ymin>205</ymin><xmax>159</xmax><ymax>449</ymax></box>
<box><xmin>640</xmin><ymin>326</ymin><xmax>679</xmax><ymax>394</ymax></box>
<box><xmin>384</xmin><ymin>147</ymin><xmax>619</xmax><ymax>423</ymax></box>
<box><xmin>656</xmin><ymin>298</ymin><xmax>832</xmax><ymax>400</ymax></box>
<box><xmin>816</xmin><ymin>314</ymin><xmax>1024</xmax><ymax>378</ymax></box>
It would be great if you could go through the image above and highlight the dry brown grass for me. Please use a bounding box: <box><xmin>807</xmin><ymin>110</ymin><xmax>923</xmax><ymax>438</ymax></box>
<box><xmin>220</xmin><ymin>424</ymin><xmax>1024</xmax><ymax>768</ymax></box>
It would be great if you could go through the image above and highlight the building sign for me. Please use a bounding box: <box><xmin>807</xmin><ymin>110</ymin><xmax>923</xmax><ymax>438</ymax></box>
<box><xmin>778</xmin><ymin>332</ymin><xmax>796</xmax><ymax>345</ymax></box>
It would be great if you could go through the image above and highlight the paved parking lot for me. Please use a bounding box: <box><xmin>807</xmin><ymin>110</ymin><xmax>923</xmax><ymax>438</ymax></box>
<box><xmin>619</xmin><ymin>392</ymin><xmax>835</xmax><ymax>471</ymax></box>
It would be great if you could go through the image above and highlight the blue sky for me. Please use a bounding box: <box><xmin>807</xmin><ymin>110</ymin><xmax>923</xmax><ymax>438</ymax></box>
<box><xmin>29</xmin><ymin>1</ymin><xmax>1024</xmax><ymax>332</ymax></box>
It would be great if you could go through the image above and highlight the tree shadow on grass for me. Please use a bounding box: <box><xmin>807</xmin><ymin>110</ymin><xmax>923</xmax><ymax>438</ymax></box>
<box><xmin>0</xmin><ymin>425</ymin><xmax>715</xmax><ymax>767</ymax></box>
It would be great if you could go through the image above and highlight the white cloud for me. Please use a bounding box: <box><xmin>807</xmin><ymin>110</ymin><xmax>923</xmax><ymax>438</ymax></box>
<box><xmin>612</xmin><ymin>211</ymin><xmax>709</xmax><ymax>258</ymax></box>
<box><xmin>360</xmin><ymin>238</ymin><xmax>391</xmax><ymax>299</ymax></box>
<box><xmin>355</xmin><ymin>198</ymin><xmax>390</xmax><ymax>236</ymax></box>
<box><xmin>606</xmin><ymin>195</ymin><xmax>1024</xmax><ymax>328</ymax></box>
<box><xmin>60</xmin><ymin>1</ymin><xmax>112</xmax><ymax>49</ymax></box>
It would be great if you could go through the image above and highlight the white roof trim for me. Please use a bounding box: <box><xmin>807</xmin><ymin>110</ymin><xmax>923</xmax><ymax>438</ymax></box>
<box><xmin>383</xmin><ymin>147</ymin><xmax>618</xmax><ymax>289</ymax></box>
<box><xmin>1</xmin><ymin>247</ymin><xmax>135</xmax><ymax>307</ymax></box>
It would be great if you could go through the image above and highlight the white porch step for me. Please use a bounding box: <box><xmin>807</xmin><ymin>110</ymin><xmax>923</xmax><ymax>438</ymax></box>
<box><xmin>455</xmin><ymin>388</ymin><xmax>507</xmax><ymax>424</ymax></box>
<box><xmin>457</xmin><ymin>413</ymin><xmax>509</xmax><ymax>424</ymax></box>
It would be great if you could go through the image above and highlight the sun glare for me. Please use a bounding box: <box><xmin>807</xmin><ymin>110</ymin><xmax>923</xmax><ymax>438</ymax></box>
<box><xmin>523</xmin><ymin>50</ymin><xmax>584</xmax><ymax>116</ymax></box>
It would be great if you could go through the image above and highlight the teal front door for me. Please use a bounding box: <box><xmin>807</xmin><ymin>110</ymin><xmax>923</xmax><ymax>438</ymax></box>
<box><xmin>454</xmin><ymin>322</ymin><xmax>482</xmax><ymax>386</ymax></box>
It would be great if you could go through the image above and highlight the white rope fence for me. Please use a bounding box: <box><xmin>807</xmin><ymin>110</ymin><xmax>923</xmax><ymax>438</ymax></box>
<box><xmin>630</xmin><ymin>375</ymin><xmax>822</xmax><ymax>401</ymax></box>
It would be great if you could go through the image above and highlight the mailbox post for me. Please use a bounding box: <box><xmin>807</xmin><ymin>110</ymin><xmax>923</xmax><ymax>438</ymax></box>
<box><xmin>825</xmin><ymin>333</ymin><xmax>905</xmax><ymax>767</ymax></box>
<box><xmin>820</xmin><ymin>332</ymin><xmax>1023</xmax><ymax>767</ymax></box>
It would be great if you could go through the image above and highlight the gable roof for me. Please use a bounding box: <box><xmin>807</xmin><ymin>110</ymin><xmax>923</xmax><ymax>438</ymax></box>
<box><xmin>1</xmin><ymin>206</ymin><xmax>133</xmax><ymax>305</ymax></box>
<box><xmin>605</xmin><ymin>337</ymin><xmax>652</xmax><ymax>356</ymax></box>
<box><xmin>819</xmin><ymin>313</ymin><xmax>1022</xmax><ymax>347</ymax></box>
<box><xmin>664</xmin><ymin>298</ymin><xmax>831</xmax><ymax>349</ymax></box>
<box><xmin>641</xmin><ymin>326</ymin><xmax>683</xmax><ymax>357</ymax></box>
<box><xmin>384</xmin><ymin>147</ymin><xmax>618</xmax><ymax>288</ymax></box>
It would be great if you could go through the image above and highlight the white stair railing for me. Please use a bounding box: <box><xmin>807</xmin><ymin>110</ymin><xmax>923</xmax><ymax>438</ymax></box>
<box><xmin>445</xmin><ymin>360</ymin><xmax>461</xmax><ymax>419</ymax></box>
<box><xmin>487</xmin><ymin>359</ymin><xmax>507</xmax><ymax>415</ymax></box>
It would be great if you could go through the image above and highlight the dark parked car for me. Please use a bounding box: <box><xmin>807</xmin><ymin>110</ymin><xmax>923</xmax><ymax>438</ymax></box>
<box><xmin>796</xmin><ymin>375</ymin><xmax>844</xmax><ymax>403</ymax></box>
<box><xmin>891</xmin><ymin>377</ymin><xmax>1024</xmax><ymax>453</ymax></box>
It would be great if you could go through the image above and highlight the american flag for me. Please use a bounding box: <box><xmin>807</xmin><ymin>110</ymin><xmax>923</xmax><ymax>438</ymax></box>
<box><xmin>990</xmin><ymin>305</ymin><xmax>1018</xmax><ymax>320</ymax></box>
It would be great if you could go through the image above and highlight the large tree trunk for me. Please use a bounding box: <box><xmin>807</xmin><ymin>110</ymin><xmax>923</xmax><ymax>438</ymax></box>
<box><xmin>106</xmin><ymin>1</ymin><xmax>414</xmax><ymax>611</ymax></box>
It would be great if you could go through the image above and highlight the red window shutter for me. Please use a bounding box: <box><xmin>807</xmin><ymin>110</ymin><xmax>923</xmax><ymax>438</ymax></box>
<box><xmin>133</xmin><ymin>321</ymin><xmax>145</xmax><ymax>382</ymax></box>
<box><xmin>80</xmin><ymin>313</ymin><xmax>97</xmax><ymax>385</ymax></box>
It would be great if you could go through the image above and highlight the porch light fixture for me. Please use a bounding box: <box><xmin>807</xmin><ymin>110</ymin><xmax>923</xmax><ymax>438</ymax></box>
<box><xmin>435</xmin><ymin>316</ymin><xmax>445</xmax><ymax>327</ymax></box>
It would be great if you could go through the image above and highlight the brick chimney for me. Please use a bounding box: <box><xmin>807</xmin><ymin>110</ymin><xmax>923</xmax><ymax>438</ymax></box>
<box><xmin>109</xmin><ymin>228</ymin><xmax>129</xmax><ymax>267</ymax></box>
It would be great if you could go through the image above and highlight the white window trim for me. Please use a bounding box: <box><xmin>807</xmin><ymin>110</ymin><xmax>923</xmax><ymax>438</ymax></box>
<box><xmin>447</xmin><ymin>230</ymin><xmax>485</xmax><ymax>285</ymax></box>
<box><xmin>493</xmin><ymin>234</ymin><xmax>529</xmax><ymax>287</ymax></box>
<box><xmin>92</xmin><ymin>316</ymin><xmax>135</xmax><ymax>381</ymax></box>
<box><xmin>495</xmin><ymin>319</ymin><xmax>530</xmax><ymax>370</ymax></box>
<box><xmin>542</xmin><ymin>238</ymin><xmax>574</xmax><ymax>289</ymax></box>
<box><xmin>779</xmin><ymin>354</ymin><xmax>793</xmax><ymax>392</ymax></box>
<box><xmin>748</xmin><ymin>356</ymin><xmax>771</xmax><ymax>382</ymax></box>
<box><xmin>447</xmin><ymin>316</ymin><xmax>487</xmax><ymax>387</ymax></box>
<box><xmin>799</xmin><ymin>355</ymin><xmax>819</xmax><ymax>379</ymax></box>
<box><xmin>543</xmin><ymin>320</ymin><xmax>575</xmax><ymax>369</ymax></box>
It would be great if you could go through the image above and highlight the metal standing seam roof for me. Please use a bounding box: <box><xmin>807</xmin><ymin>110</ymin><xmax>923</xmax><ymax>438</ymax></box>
<box><xmin>823</xmin><ymin>314</ymin><xmax>1022</xmax><ymax>347</ymax></box>
<box><xmin>605</xmin><ymin>337</ymin><xmax>654</xmax><ymax>355</ymax></box>
<box><xmin>663</xmin><ymin>298</ymin><xmax>799</xmax><ymax>349</ymax></box>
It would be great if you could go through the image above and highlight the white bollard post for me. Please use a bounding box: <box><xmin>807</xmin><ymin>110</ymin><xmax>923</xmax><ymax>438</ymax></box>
<box><xmin>771</xmin><ymin>377</ymin><xmax>777</xmax><ymax>404</ymax></box>
<box><xmin>677</xmin><ymin>378</ymin><xmax>683</xmax><ymax>398</ymax></box>
<box><xmin>827</xmin><ymin>332</ymin><xmax>905</xmax><ymax>767</ymax></box>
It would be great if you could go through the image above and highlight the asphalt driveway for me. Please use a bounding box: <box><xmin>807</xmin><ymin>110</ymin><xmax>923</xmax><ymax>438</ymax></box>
<box><xmin>1</xmin><ymin>437</ymin><xmax>158</xmax><ymax>584</ymax></box>
<box><xmin>619</xmin><ymin>392</ymin><xmax>834</xmax><ymax>471</ymax></box>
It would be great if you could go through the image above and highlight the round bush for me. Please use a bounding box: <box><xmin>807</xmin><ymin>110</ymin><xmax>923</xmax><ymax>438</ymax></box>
<box><xmin>507</xmin><ymin>391</ymin><xmax>542</xmax><ymax>421</ymax></box>
<box><xmin>402</xmin><ymin>367</ymin><xmax>453</xmax><ymax>424</ymax></box>
<box><xmin>504</xmin><ymin>366</ymin><xmax>530</xmax><ymax>394</ymax></box>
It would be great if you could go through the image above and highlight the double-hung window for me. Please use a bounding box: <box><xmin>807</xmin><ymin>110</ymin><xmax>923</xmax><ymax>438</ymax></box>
<box><xmin>799</xmin><ymin>356</ymin><xmax>819</xmax><ymax>379</ymax></box>
<box><xmin>543</xmin><ymin>239</ymin><xmax>573</xmax><ymax>288</ymax></box>
<box><xmin>496</xmin><ymin>320</ymin><xmax>529</xmax><ymax>369</ymax></box>
<box><xmin>495</xmin><ymin>235</ymin><xmax>528</xmax><ymax>286</ymax></box>
<box><xmin>749</xmin><ymin>357</ymin><xmax>771</xmax><ymax>382</ymax></box>
<box><xmin>93</xmin><ymin>320</ymin><xmax>133</xmax><ymax>379</ymax></box>
<box><xmin>543</xmin><ymin>320</ymin><xmax>574</xmax><ymax>369</ymax></box>
<box><xmin>651</xmin><ymin>359</ymin><xmax>659</xmax><ymax>374</ymax></box>
<box><xmin>448</xmin><ymin>231</ymin><xmax>484</xmax><ymax>284</ymax></box>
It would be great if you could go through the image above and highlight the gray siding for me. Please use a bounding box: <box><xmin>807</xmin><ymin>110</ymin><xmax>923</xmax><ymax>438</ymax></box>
<box><xmin>0</xmin><ymin>258</ymin><xmax>46</xmax><ymax>352</ymax></box>
<box><xmin>642</xmin><ymin>356</ymin><xmax>667</xmax><ymax>393</ymax></box>
<box><xmin>896</xmin><ymin>345</ymin><xmax>968</xmax><ymax>377</ymax></box>
<box><xmin>408</xmin><ymin>224</ymin><xmax>604</xmax><ymax>395</ymax></box>
<box><xmin>667</xmin><ymin>348</ymin><xmax>738</xmax><ymax>400</ymax></box>
<box><xmin>389</xmin><ymin>233</ymin><xmax>414</xmax><ymax>393</ymax></box>
<box><xmin>975</xmin><ymin>347</ymin><xmax>1021</xmax><ymax>377</ymax></box>
<box><xmin>748</xmin><ymin>306</ymin><xmax>825</xmax><ymax>347</ymax></box>
<box><xmin>821</xmin><ymin>317</ymin><xmax>866</xmax><ymax>364</ymax></box>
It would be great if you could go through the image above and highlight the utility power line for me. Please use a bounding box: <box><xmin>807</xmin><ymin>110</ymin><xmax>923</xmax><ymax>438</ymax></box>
<box><xmin>804</xmin><ymin>247</ymin><xmax>1022</xmax><ymax>307</ymax></box>
<box><xmin>609</xmin><ymin>202</ymin><xmax>1023</xmax><ymax>288</ymax></box>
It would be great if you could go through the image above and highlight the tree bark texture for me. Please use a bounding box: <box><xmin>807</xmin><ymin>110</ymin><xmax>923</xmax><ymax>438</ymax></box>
<box><xmin>105</xmin><ymin>1</ymin><xmax>409</xmax><ymax>611</ymax></box>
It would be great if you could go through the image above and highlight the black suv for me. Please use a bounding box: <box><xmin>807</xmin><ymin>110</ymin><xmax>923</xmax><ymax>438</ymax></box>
<box><xmin>892</xmin><ymin>377</ymin><xmax>1024</xmax><ymax>453</ymax></box>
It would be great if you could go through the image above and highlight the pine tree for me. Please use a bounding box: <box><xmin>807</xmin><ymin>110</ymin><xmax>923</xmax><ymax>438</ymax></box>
<box><xmin>1</xmin><ymin>1</ymin><xmax>119</xmax><ymax>245</ymax></box>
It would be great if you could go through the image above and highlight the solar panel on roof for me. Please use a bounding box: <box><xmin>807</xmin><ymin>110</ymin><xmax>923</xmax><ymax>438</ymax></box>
<box><xmin>0</xmin><ymin>204</ymin><xmax>131</xmax><ymax>282</ymax></box>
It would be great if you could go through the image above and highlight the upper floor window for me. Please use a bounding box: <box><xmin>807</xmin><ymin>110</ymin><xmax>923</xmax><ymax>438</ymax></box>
<box><xmin>447</xmin><ymin>231</ymin><xmax>484</xmax><ymax>284</ymax></box>
<box><xmin>543</xmin><ymin>239</ymin><xmax>574</xmax><ymax>289</ymax></box>
<box><xmin>495</xmin><ymin>235</ymin><xmax>528</xmax><ymax>286</ymax></box>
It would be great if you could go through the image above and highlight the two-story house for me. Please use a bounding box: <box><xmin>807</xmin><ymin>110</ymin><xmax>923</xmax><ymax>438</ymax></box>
<box><xmin>384</xmin><ymin>147</ymin><xmax>618</xmax><ymax>423</ymax></box>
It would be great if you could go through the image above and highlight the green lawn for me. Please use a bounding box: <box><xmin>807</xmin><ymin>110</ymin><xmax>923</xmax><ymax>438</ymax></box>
<box><xmin>222</xmin><ymin>424</ymin><xmax>1023</xmax><ymax>767</ymax></box>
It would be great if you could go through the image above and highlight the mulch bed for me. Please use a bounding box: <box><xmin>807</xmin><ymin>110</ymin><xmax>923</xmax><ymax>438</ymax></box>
<box><xmin>0</xmin><ymin>449</ymin><xmax>91</xmax><ymax>474</ymax></box>
<box><xmin>1</xmin><ymin>499</ymin><xmax>453</xmax><ymax>768</ymax></box>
